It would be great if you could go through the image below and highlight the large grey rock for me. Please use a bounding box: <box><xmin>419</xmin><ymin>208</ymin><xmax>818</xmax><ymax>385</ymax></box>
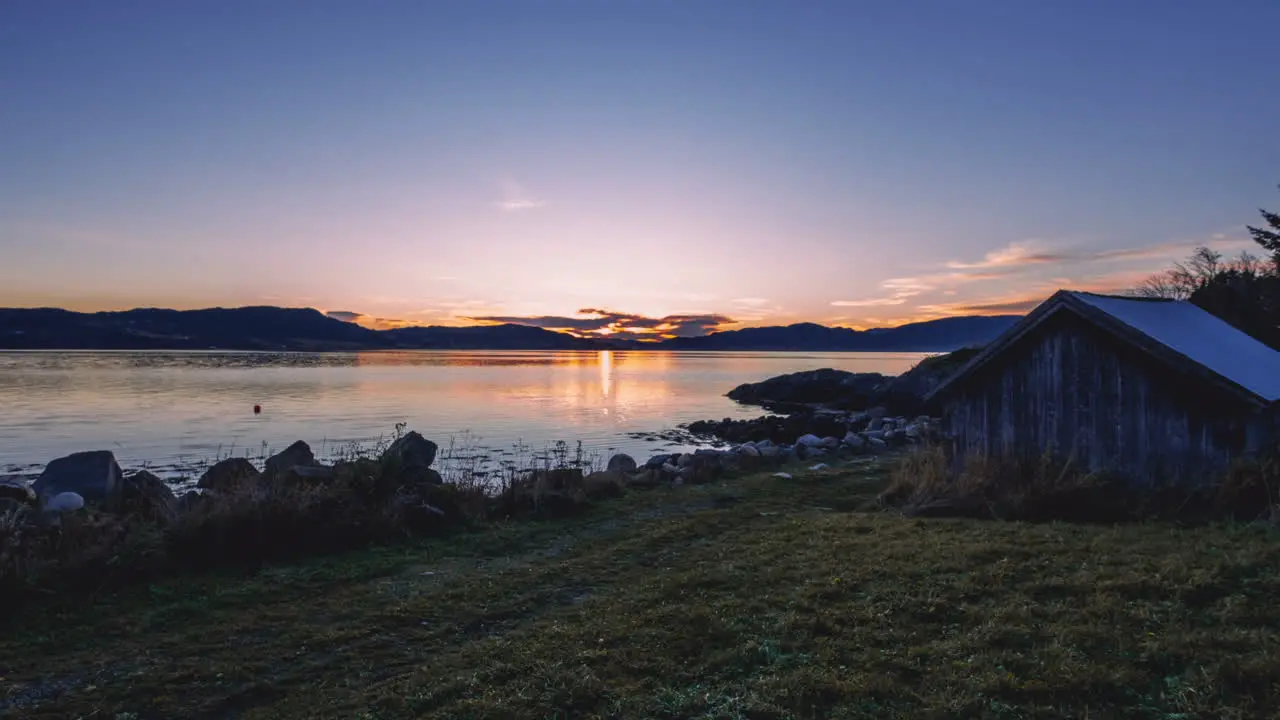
<box><xmin>645</xmin><ymin>454</ymin><xmax>673</xmax><ymax>470</ymax></box>
<box><xmin>606</xmin><ymin>453</ymin><xmax>637</xmax><ymax>473</ymax></box>
<box><xmin>727</xmin><ymin>368</ymin><xmax>888</xmax><ymax>410</ymax></box>
<box><xmin>122</xmin><ymin>470</ymin><xmax>178</xmax><ymax>521</ymax></box>
<box><xmin>381</xmin><ymin>431</ymin><xmax>438</xmax><ymax>471</ymax></box>
<box><xmin>264</xmin><ymin>441</ymin><xmax>317</xmax><ymax>481</ymax></box>
<box><xmin>32</xmin><ymin>450</ymin><xmax>122</xmax><ymax>506</ymax></box>
<box><xmin>796</xmin><ymin>434</ymin><xmax>824</xmax><ymax>447</ymax></box>
<box><xmin>197</xmin><ymin>458</ymin><xmax>261</xmax><ymax>493</ymax></box>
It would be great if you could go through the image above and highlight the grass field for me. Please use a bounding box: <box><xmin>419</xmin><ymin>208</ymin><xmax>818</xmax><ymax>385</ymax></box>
<box><xmin>4</xmin><ymin>460</ymin><xmax>1280</xmax><ymax>719</ymax></box>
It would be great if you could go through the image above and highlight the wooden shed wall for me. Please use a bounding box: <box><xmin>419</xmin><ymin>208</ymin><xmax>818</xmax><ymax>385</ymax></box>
<box><xmin>941</xmin><ymin>310</ymin><xmax>1264</xmax><ymax>485</ymax></box>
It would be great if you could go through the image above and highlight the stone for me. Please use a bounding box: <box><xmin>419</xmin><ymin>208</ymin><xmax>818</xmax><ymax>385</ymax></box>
<box><xmin>759</xmin><ymin>445</ymin><xmax>781</xmax><ymax>459</ymax></box>
<box><xmin>660</xmin><ymin>462</ymin><xmax>681</xmax><ymax>477</ymax></box>
<box><xmin>694</xmin><ymin>448</ymin><xmax>722</xmax><ymax>457</ymax></box>
<box><xmin>645</xmin><ymin>454</ymin><xmax>673</xmax><ymax>470</ymax></box>
<box><xmin>122</xmin><ymin>470</ymin><xmax>177</xmax><ymax>521</ymax></box>
<box><xmin>584</xmin><ymin>471</ymin><xmax>626</xmax><ymax>500</ymax></box>
<box><xmin>32</xmin><ymin>450</ymin><xmax>123</xmax><ymax>506</ymax></box>
<box><xmin>736</xmin><ymin>444</ymin><xmax>761</xmax><ymax>457</ymax></box>
<box><xmin>755</xmin><ymin>439</ymin><xmax>775</xmax><ymax>450</ymax></box>
<box><xmin>380</xmin><ymin>431</ymin><xmax>438</xmax><ymax>471</ymax></box>
<box><xmin>264</xmin><ymin>441</ymin><xmax>317</xmax><ymax>481</ymax></box>
<box><xmin>842</xmin><ymin>432</ymin><xmax>866</xmax><ymax>450</ymax></box>
<box><xmin>627</xmin><ymin>469</ymin><xmax>662</xmax><ymax>488</ymax></box>
<box><xmin>808</xmin><ymin>463</ymin><xmax>829</xmax><ymax>471</ymax></box>
<box><xmin>279</xmin><ymin>464</ymin><xmax>338</xmax><ymax>486</ymax></box>
<box><xmin>606</xmin><ymin>453</ymin><xmax>638</xmax><ymax>473</ymax></box>
<box><xmin>867</xmin><ymin>418</ymin><xmax>885</xmax><ymax>433</ymax></box>
<box><xmin>197</xmin><ymin>458</ymin><xmax>261</xmax><ymax>493</ymax></box>
<box><xmin>533</xmin><ymin>468</ymin><xmax>584</xmax><ymax>492</ymax></box>
<box><xmin>796</xmin><ymin>434</ymin><xmax>824</xmax><ymax>447</ymax></box>
<box><xmin>44</xmin><ymin>491</ymin><xmax>85</xmax><ymax>513</ymax></box>
<box><xmin>821</xmin><ymin>436</ymin><xmax>841</xmax><ymax>449</ymax></box>
<box><xmin>0</xmin><ymin>479</ymin><xmax>35</xmax><ymax>506</ymax></box>
<box><xmin>677</xmin><ymin>453</ymin><xmax>696</xmax><ymax>468</ymax></box>
<box><xmin>772</xmin><ymin>472</ymin><xmax>793</xmax><ymax>480</ymax></box>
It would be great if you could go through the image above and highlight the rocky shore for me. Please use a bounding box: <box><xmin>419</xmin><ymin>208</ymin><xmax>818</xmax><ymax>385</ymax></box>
<box><xmin>678</xmin><ymin>350</ymin><xmax>975</xmax><ymax>452</ymax></box>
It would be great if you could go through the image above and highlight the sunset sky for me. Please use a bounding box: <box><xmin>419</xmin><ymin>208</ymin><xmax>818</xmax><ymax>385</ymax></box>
<box><xmin>2</xmin><ymin>1</ymin><xmax>1278</xmax><ymax>337</ymax></box>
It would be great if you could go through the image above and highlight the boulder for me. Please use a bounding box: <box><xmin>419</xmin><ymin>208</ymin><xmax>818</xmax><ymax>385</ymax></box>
<box><xmin>821</xmin><ymin>436</ymin><xmax>841</xmax><ymax>449</ymax></box>
<box><xmin>122</xmin><ymin>470</ymin><xmax>177</xmax><ymax>521</ymax></box>
<box><xmin>380</xmin><ymin>431</ymin><xmax>438</xmax><ymax>471</ymax></box>
<box><xmin>645</xmin><ymin>454</ymin><xmax>673</xmax><ymax>470</ymax></box>
<box><xmin>198</xmin><ymin>458</ymin><xmax>261</xmax><ymax>493</ymax></box>
<box><xmin>32</xmin><ymin>450</ymin><xmax>123</xmax><ymax>506</ymax></box>
<box><xmin>677</xmin><ymin>453</ymin><xmax>696</xmax><ymax>468</ymax></box>
<box><xmin>606</xmin><ymin>453</ymin><xmax>638</xmax><ymax>473</ymax></box>
<box><xmin>0</xmin><ymin>479</ymin><xmax>35</xmax><ymax>506</ymax></box>
<box><xmin>736</xmin><ymin>444</ymin><xmax>761</xmax><ymax>457</ymax></box>
<box><xmin>627</xmin><ymin>469</ymin><xmax>662</xmax><ymax>488</ymax></box>
<box><xmin>279</xmin><ymin>464</ymin><xmax>338</xmax><ymax>486</ymax></box>
<box><xmin>44</xmin><ymin>491</ymin><xmax>85</xmax><ymax>513</ymax></box>
<box><xmin>842</xmin><ymin>432</ymin><xmax>866</xmax><ymax>450</ymax></box>
<box><xmin>759</xmin><ymin>445</ymin><xmax>781</xmax><ymax>459</ymax></box>
<box><xmin>584</xmin><ymin>471</ymin><xmax>626</xmax><ymax>500</ymax></box>
<box><xmin>264</xmin><ymin>441</ymin><xmax>317</xmax><ymax>481</ymax></box>
<box><xmin>796</xmin><ymin>434</ymin><xmax>824</xmax><ymax>447</ymax></box>
<box><xmin>532</xmin><ymin>468</ymin><xmax>584</xmax><ymax>492</ymax></box>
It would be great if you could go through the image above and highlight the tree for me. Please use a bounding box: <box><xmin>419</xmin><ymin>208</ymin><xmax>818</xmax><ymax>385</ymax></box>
<box><xmin>1247</xmin><ymin>185</ymin><xmax>1280</xmax><ymax>267</ymax></box>
<box><xmin>1134</xmin><ymin>246</ymin><xmax>1230</xmax><ymax>300</ymax></box>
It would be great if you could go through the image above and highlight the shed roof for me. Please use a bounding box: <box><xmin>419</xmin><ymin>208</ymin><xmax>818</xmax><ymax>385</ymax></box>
<box><xmin>926</xmin><ymin>290</ymin><xmax>1280</xmax><ymax>406</ymax></box>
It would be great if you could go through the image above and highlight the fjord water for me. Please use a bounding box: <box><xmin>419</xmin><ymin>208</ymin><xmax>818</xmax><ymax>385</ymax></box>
<box><xmin>0</xmin><ymin>350</ymin><xmax>927</xmax><ymax>475</ymax></box>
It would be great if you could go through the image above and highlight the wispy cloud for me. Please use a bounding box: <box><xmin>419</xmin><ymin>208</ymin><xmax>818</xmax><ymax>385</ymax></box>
<box><xmin>467</xmin><ymin>308</ymin><xmax>737</xmax><ymax>340</ymax></box>
<box><xmin>493</xmin><ymin>199</ymin><xmax>545</xmax><ymax>212</ymax></box>
<box><xmin>946</xmin><ymin>240</ymin><xmax>1069</xmax><ymax>269</ymax></box>
<box><xmin>493</xmin><ymin>179</ymin><xmax>545</xmax><ymax>212</ymax></box>
<box><xmin>325</xmin><ymin>310</ymin><xmax>417</xmax><ymax>330</ymax></box>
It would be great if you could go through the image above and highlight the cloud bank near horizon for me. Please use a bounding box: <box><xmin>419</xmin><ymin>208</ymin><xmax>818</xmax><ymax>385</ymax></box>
<box><xmin>466</xmin><ymin>308</ymin><xmax>737</xmax><ymax>340</ymax></box>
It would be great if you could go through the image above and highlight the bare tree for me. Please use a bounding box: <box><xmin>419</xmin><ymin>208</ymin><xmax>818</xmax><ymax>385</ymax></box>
<box><xmin>1133</xmin><ymin>246</ymin><xmax>1223</xmax><ymax>299</ymax></box>
<box><xmin>1132</xmin><ymin>247</ymin><xmax>1266</xmax><ymax>300</ymax></box>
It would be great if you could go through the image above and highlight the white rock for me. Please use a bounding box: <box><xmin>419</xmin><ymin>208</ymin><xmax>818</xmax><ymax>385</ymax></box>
<box><xmin>772</xmin><ymin>472</ymin><xmax>793</xmax><ymax>479</ymax></box>
<box><xmin>842</xmin><ymin>431</ymin><xmax>866</xmax><ymax>449</ymax></box>
<box><xmin>808</xmin><ymin>463</ymin><xmax>829</xmax><ymax>471</ymax></box>
<box><xmin>44</xmin><ymin>491</ymin><xmax>85</xmax><ymax>513</ymax></box>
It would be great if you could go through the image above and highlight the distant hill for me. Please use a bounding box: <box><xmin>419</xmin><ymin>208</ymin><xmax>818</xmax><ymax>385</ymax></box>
<box><xmin>661</xmin><ymin>315</ymin><xmax>1020</xmax><ymax>352</ymax></box>
<box><xmin>0</xmin><ymin>307</ymin><xmax>1019</xmax><ymax>352</ymax></box>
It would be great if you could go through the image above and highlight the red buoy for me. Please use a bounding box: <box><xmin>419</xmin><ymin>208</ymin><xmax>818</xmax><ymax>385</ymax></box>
<box><xmin>253</xmin><ymin>404</ymin><xmax>262</xmax><ymax>415</ymax></box>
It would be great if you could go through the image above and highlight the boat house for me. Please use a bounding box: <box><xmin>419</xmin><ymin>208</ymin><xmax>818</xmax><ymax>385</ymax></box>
<box><xmin>925</xmin><ymin>290</ymin><xmax>1280</xmax><ymax>484</ymax></box>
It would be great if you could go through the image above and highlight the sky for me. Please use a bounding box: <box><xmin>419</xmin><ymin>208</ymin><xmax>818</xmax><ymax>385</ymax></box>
<box><xmin>2</xmin><ymin>1</ymin><xmax>1278</xmax><ymax>339</ymax></box>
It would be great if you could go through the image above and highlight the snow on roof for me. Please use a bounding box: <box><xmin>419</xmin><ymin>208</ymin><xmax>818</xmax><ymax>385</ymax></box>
<box><xmin>1068</xmin><ymin>291</ymin><xmax>1280</xmax><ymax>403</ymax></box>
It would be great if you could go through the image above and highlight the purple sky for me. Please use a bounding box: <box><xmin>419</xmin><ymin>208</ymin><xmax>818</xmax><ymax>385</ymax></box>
<box><xmin>2</xmin><ymin>1</ymin><xmax>1278</xmax><ymax>334</ymax></box>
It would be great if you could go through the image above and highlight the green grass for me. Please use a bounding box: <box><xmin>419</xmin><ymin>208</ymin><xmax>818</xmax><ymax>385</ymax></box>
<box><xmin>5</xmin><ymin>460</ymin><xmax>1280</xmax><ymax>718</ymax></box>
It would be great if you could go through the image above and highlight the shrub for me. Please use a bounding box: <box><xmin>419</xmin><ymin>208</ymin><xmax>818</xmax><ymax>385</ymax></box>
<box><xmin>884</xmin><ymin>444</ymin><xmax>1280</xmax><ymax>523</ymax></box>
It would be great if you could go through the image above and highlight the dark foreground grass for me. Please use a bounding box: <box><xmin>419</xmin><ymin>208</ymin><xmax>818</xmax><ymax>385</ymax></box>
<box><xmin>4</xmin><ymin>461</ymin><xmax>1280</xmax><ymax>719</ymax></box>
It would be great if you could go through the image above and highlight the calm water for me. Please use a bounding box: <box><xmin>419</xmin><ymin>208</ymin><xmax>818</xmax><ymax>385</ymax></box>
<box><xmin>0</xmin><ymin>350</ymin><xmax>927</xmax><ymax>475</ymax></box>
